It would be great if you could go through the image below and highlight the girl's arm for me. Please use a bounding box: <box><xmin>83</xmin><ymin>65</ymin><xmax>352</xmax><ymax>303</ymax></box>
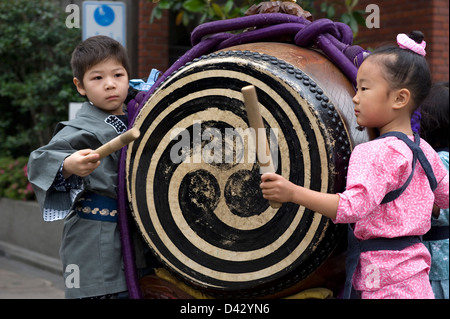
<box><xmin>260</xmin><ymin>173</ymin><xmax>340</xmax><ymax>219</ymax></box>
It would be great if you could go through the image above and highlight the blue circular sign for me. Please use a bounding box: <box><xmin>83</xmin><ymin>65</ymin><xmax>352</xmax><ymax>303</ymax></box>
<box><xmin>94</xmin><ymin>5</ymin><xmax>115</xmax><ymax>27</ymax></box>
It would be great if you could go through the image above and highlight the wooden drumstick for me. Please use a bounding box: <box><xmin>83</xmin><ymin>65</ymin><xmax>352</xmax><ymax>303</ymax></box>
<box><xmin>242</xmin><ymin>85</ymin><xmax>282</xmax><ymax>209</ymax></box>
<box><xmin>90</xmin><ymin>127</ymin><xmax>140</xmax><ymax>161</ymax></box>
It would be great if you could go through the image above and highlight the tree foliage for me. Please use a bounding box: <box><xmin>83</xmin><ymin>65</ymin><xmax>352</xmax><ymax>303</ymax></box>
<box><xmin>320</xmin><ymin>0</ymin><xmax>366</xmax><ymax>35</ymax></box>
<box><xmin>151</xmin><ymin>0</ymin><xmax>262</xmax><ymax>26</ymax></box>
<box><xmin>0</xmin><ymin>0</ymin><xmax>84</xmax><ymax>157</ymax></box>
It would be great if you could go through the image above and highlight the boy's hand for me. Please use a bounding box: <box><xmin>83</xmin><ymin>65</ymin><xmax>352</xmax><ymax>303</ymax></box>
<box><xmin>260</xmin><ymin>173</ymin><xmax>295</xmax><ymax>203</ymax></box>
<box><xmin>62</xmin><ymin>149</ymin><xmax>101</xmax><ymax>179</ymax></box>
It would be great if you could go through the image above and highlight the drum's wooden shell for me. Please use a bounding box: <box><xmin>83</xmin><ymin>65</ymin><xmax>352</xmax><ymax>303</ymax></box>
<box><xmin>127</xmin><ymin>43</ymin><xmax>371</xmax><ymax>298</ymax></box>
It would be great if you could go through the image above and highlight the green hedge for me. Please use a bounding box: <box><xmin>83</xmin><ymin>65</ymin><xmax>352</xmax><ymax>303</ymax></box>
<box><xmin>0</xmin><ymin>157</ymin><xmax>35</xmax><ymax>201</ymax></box>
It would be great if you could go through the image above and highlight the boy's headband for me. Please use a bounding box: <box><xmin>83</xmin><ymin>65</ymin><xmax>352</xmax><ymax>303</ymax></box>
<box><xmin>397</xmin><ymin>33</ymin><xmax>426</xmax><ymax>56</ymax></box>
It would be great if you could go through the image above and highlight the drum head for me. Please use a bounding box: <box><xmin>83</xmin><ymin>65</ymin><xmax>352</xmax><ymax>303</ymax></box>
<box><xmin>127</xmin><ymin>44</ymin><xmax>367</xmax><ymax>298</ymax></box>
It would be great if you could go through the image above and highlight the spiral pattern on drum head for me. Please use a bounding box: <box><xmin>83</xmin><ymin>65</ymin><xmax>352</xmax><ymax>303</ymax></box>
<box><xmin>127</xmin><ymin>50</ymin><xmax>351</xmax><ymax>298</ymax></box>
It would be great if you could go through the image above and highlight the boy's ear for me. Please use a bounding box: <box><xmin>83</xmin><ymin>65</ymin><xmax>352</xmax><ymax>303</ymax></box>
<box><xmin>393</xmin><ymin>88</ymin><xmax>411</xmax><ymax>109</ymax></box>
<box><xmin>73</xmin><ymin>77</ymin><xmax>86</xmax><ymax>96</ymax></box>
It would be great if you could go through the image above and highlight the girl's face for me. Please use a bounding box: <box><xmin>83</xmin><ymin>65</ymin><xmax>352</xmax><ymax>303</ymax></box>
<box><xmin>352</xmin><ymin>58</ymin><xmax>399</xmax><ymax>132</ymax></box>
<box><xmin>74</xmin><ymin>58</ymin><xmax>129</xmax><ymax>115</ymax></box>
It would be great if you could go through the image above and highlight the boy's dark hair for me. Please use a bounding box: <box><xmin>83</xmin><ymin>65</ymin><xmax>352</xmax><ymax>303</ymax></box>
<box><xmin>367</xmin><ymin>31</ymin><xmax>432</xmax><ymax>110</ymax></box>
<box><xmin>71</xmin><ymin>35</ymin><xmax>131</xmax><ymax>86</ymax></box>
<box><xmin>420</xmin><ymin>82</ymin><xmax>449</xmax><ymax>149</ymax></box>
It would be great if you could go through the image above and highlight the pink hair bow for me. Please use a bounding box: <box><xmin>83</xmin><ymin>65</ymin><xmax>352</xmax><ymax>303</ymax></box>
<box><xmin>397</xmin><ymin>33</ymin><xmax>426</xmax><ymax>56</ymax></box>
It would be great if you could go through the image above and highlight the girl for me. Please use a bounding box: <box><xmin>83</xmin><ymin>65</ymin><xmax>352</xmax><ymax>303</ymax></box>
<box><xmin>260</xmin><ymin>31</ymin><xmax>449</xmax><ymax>299</ymax></box>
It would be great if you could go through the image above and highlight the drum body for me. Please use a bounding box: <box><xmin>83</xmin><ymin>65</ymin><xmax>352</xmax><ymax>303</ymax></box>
<box><xmin>127</xmin><ymin>43</ymin><xmax>371</xmax><ymax>298</ymax></box>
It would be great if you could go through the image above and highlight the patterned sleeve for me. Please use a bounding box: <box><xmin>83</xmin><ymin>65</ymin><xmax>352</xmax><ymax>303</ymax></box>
<box><xmin>28</xmin><ymin>127</ymin><xmax>95</xmax><ymax>222</ymax></box>
<box><xmin>52</xmin><ymin>162</ymin><xmax>83</xmax><ymax>192</ymax></box>
<box><xmin>335</xmin><ymin>140</ymin><xmax>410</xmax><ymax>224</ymax></box>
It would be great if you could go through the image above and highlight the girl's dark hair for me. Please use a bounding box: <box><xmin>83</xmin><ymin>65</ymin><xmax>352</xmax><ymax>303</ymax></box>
<box><xmin>71</xmin><ymin>35</ymin><xmax>131</xmax><ymax>86</ymax></box>
<box><xmin>420</xmin><ymin>82</ymin><xmax>449</xmax><ymax>148</ymax></box>
<box><xmin>368</xmin><ymin>31</ymin><xmax>431</xmax><ymax>110</ymax></box>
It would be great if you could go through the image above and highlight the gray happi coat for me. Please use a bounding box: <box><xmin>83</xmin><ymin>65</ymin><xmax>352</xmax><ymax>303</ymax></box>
<box><xmin>28</xmin><ymin>102</ymin><xmax>128</xmax><ymax>298</ymax></box>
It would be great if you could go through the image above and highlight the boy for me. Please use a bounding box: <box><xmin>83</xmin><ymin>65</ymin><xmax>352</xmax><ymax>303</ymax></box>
<box><xmin>28</xmin><ymin>36</ymin><xmax>130</xmax><ymax>298</ymax></box>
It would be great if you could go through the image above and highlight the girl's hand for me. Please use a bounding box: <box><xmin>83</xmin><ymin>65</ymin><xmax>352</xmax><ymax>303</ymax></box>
<box><xmin>260</xmin><ymin>173</ymin><xmax>295</xmax><ymax>203</ymax></box>
<box><xmin>261</xmin><ymin>172</ymin><xmax>340</xmax><ymax>219</ymax></box>
<box><xmin>62</xmin><ymin>149</ymin><xmax>101</xmax><ymax>179</ymax></box>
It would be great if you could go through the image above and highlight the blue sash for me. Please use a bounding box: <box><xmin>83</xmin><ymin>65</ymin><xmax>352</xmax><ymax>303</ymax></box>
<box><xmin>75</xmin><ymin>192</ymin><xmax>118</xmax><ymax>222</ymax></box>
<box><xmin>423</xmin><ymin>225</ymin><xmax>449</xmax><ymax>241</ymax></box>
<box><xmin>343</xmin><ymin>225</ymin><xmax>422</xmax><ymax>299</ymax></box>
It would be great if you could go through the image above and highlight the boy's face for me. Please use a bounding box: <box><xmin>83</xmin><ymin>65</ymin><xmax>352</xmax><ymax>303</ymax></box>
<box><xmin>73</xmin><ymin>58</ymin><xmax>129</xmax><ymax>115</ymax></box>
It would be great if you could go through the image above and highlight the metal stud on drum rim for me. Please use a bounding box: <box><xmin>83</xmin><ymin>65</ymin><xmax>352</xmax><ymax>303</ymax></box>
<box><xmin>127</xmin><ymin>45</ymin><xmax>367</xmax><ymax>298</ymax></box>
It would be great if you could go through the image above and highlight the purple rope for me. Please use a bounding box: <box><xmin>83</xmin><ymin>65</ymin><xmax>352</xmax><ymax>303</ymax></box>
<box><xmin>191</xmin><ymin>13</ymin><xmax>305</xmax><ymax>46</ymax></box>
<box><xmin>136</xmin><ymin>13</ymin><xmax>368</xmax><ymax>119</ymax></box>
<box><xmin>117</xmin><ymin>146</ymin><xmax>142</xmax><ymax>299</ymax></box>
<box><xmin>118</xmin><ymin>12</ymin><xmax>370</xmax><ymax>299</ymax></box>
<box><xmin>115</xmin><ymin>94</ymin><xmax>144</xmax><ymax>299</ymax></box>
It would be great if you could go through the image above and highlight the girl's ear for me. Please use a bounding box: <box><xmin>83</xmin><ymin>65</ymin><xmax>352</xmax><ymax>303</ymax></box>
<box><xmin>73</xmin><ymin>77</ymin><xmax>86</xmax><ymax>96</ymax></box>
<box><xmin>393</xmin><ymin>88</ymin><xmax>411</xmax><ymax>110</ymax></box>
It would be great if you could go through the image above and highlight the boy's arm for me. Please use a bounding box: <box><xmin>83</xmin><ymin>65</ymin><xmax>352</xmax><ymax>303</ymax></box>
<box><xmin>28</xmin><ymin>144</ymin><xmax>84</xmax><ymax>221</ymax></box>
<box><xmin>260</xmin><ymin>173</ymin><xmax>339</xmax><ymax>219</ymax></box>
<box><xmin>28</xmin><ymin>129</ymin><xmax>100</xmax><ymax>221</ymax></box>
